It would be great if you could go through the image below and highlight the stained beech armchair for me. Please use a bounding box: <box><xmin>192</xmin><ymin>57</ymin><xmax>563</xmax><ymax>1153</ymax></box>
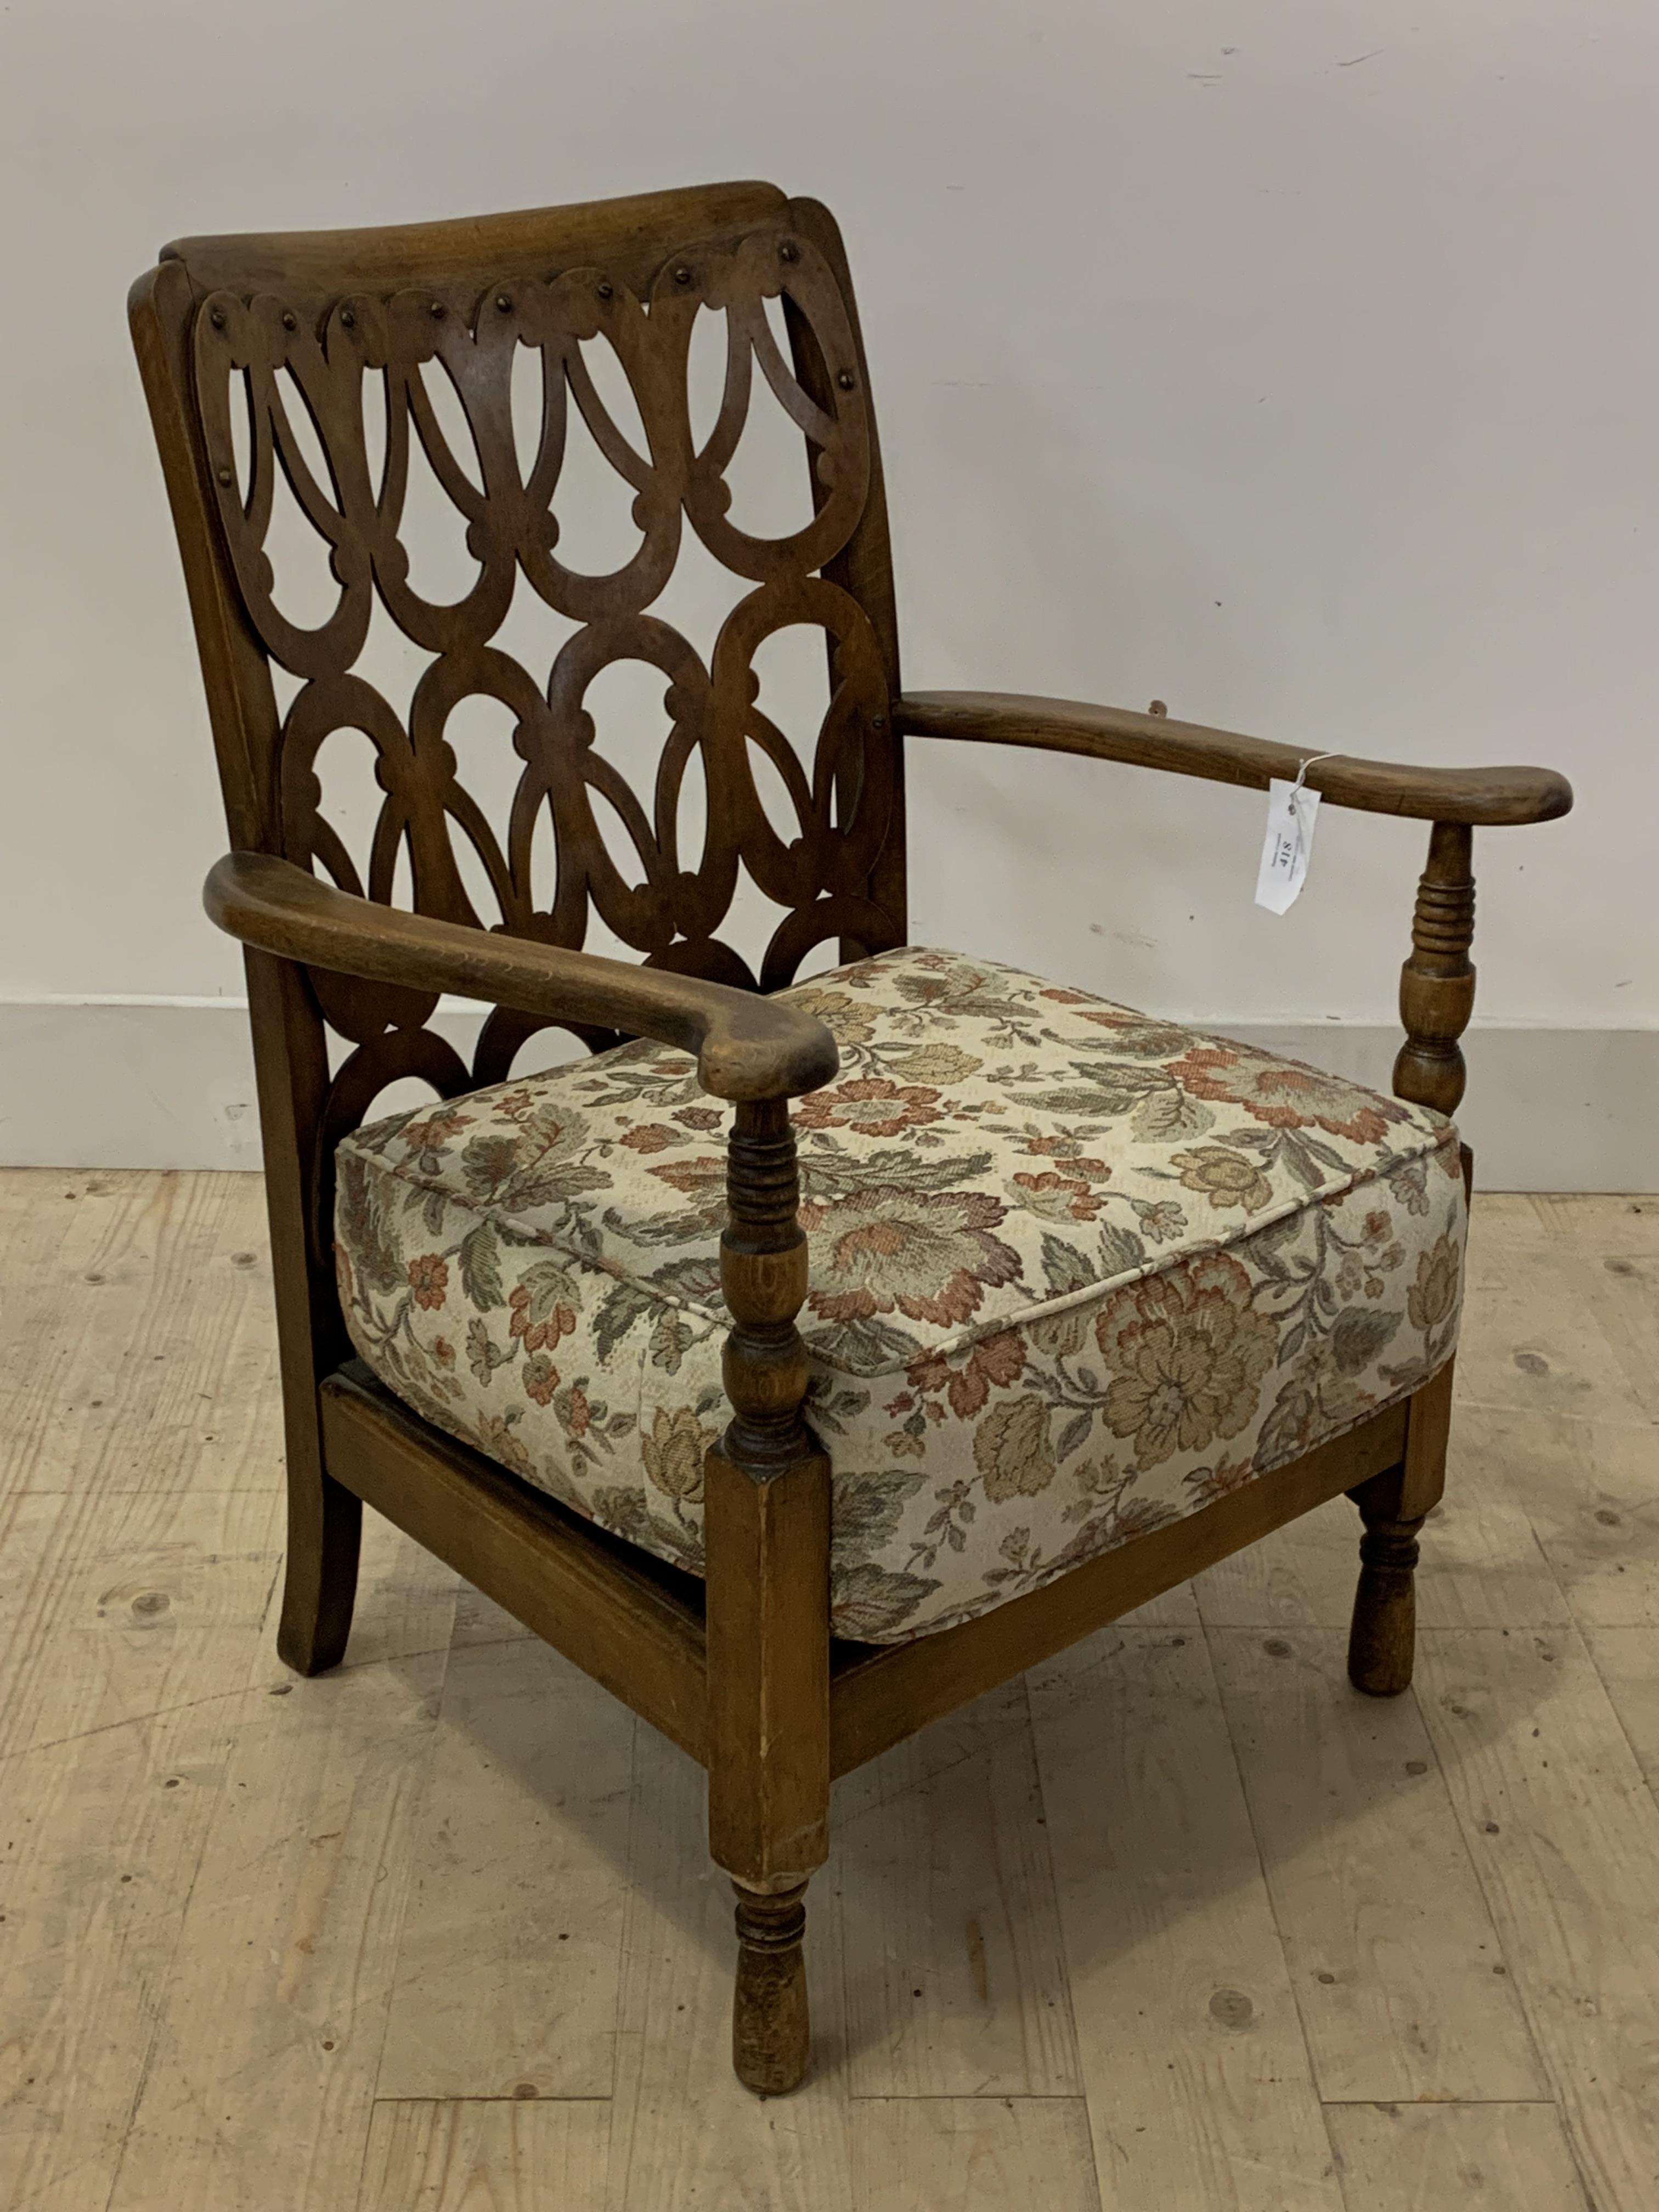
<box><xmin>131</xmin><ymin>180</ymin><xmax>1570</xmax><ymax>2097</ymax></box>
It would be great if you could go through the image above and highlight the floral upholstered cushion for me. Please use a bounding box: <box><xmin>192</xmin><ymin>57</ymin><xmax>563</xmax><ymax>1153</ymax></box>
<box><xmin>334</xmin><ymin>947</ymin><xmax>1466</xmax><ymax>1643</ymax></box>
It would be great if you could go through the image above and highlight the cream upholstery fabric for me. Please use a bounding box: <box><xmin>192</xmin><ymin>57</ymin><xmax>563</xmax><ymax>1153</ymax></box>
<box><xmin>335</xmin><ymin>948</ymin><xmax>1465</xmax><ymax>1642</ymax></box>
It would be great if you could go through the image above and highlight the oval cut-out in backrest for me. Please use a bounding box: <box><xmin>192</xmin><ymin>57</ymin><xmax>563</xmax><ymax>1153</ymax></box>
<box><xmin>509</xmin><ymin>338</ymin><xmax>545</xmax><ymax>484</ymax></box>
<box><xmin>437</xmin><ymin>687</ymin><xmax>522</xmax><ymax>928</ymax></box>
<box><xmin>306</xmin><ymin>723</ymin><xmax>390</xmax><ymax>896</ymax></box>
<box><xmin>685</xmin><ymin>302</ymin><xmax>728</xmax><ymax>457</ymax></box>
<box><xmin>414</xmin><ymin>356</ymin><xmax>484</xmax><ymax>494</ymax></box>
<box><xmin>710</xmin><ymin>336</ymin><xmax>818</xmax><ymax>543</ymax></box>
<box><xmin>750</xmin><ymin>622</ymin><xmax>832</xmax><ymax>777</ymax></box>
<box><xmin>396</xmin><ymin>379</ymin><xmax>487</xmax><ymax>607</ymax></box>
<box><xmin>259</xmin><ymin>368</ymin><xmax>348</xmax><ymax>634</ymax></box>
<box><xmin>576</xmin><ymin>331</ymin><xmax>650</xmax><ymax>468</ymax></box>
<box><xmin>547</xmin><ymin>357</ymin><xmax>649</xmax><ymax>581</ymax></box>
<box><xmin>361</xmin><ymin>364</ymin><xmax>390</xmax><ymax>506</ymax></box>
<box><xmin>227</xmin><ymin>368</ymin><xmax>255</xmax><ymax>503</ymax></box>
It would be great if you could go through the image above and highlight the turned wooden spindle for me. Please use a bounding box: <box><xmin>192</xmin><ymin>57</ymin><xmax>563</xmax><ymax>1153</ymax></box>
<box><xmin>1392</xmin><ymin>819</ymin><xmax>1476</xmax><ymax>1118</ymax></box>
<box><xmin>1346</xmin><ymin>1472</ymin><xmax>1429</xmax><ymax>1698</ymax></box>
<box><xmin>705</xmin><ymin>1096</ymin><xmax>831</xmax><ymax>2097</ymax></box>
<box><xmin>1345</xmin><ymin>834</ymin><xmax>1477</xmax><ymax>1699</ymax></box>
<box><xmin>730</xmin><ymin>1881</ymin><xmax>812</xmax><ymax>2093</ymax></box>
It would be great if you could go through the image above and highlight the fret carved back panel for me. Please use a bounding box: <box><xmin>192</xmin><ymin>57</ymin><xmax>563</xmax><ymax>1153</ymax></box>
<box><xmin>137</xmin><ymin>185</ymin><xmax>906</xmax><ymax>1118</ymax></box>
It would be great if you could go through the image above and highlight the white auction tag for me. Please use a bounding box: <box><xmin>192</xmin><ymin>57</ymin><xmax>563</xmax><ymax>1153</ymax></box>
<box><xmin>1255</xmin><ymin>776</ymin><xmax>1322</xmax><ymax>913</ymax></box>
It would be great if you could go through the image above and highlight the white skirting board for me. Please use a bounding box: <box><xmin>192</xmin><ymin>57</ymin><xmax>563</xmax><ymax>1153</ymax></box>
<box><xmin>0</xmin><ymin>997</ymin><xmax>1652</xmax><ymax>1192</ymax></box>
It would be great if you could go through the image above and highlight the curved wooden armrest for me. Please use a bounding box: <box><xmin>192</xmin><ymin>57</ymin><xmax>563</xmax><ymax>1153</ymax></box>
<box><xmin>204</xmin><ymin>853</ymin><xmax>839</xmax><ymax>1102</ymax></box>
<box><xmin>897</xmin><ymin>691</ymin><xmax>1572</xmax><ymax>828</ymax></box>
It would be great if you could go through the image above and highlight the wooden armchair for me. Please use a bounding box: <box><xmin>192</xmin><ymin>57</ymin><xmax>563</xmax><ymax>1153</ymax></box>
<box><xmin>129</xmin><ymin>180</ymin><xmax>1571</xmax><ymax>2095</ymax></box>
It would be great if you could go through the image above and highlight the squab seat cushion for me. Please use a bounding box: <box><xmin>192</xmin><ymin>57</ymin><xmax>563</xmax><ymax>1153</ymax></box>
<box><xmin>334</xmin><ymin>947</ymin><xmax>1465</xmax><ymax>1643</ymax></box>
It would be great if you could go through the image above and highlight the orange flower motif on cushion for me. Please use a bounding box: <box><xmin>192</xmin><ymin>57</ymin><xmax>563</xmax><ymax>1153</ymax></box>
<box><xmin>645</xmin><ymin>1154</ymin><xmax>729</xmax><ymax>1233</ymax></box>
<box><xmin>522</xmin><ymin>1353</ymin><xmax>560</xmax><ymax>1406</ymax></box>
<box><xmin>802</xmin><ymin>1184</ymin><xmax>1023</xmax><ymax>1328</ymax></box>
<box><xmin>408</xmin><ymin>1254</ymin><xmax>449</xmax><ymax>1310</ymax></box>
<box><xmin>620</xmin><ymin>1123</ymin><xmax>679</xmax><ymax>1154</ymax></box>
<box><xmin>795</xmin><ymin>1077</ymin><xmax>946</xmax><ymax>1139</ymax></box>
<box><xmin>1009</xmin><ymin>1169</ymin><xmax>1109</xmax><ymax>1224</ymax></box>
<box><xmin>1165</xmin><ymin>1043</ymin><xmax>1401</xmax><ymax>1144</ymax></box>
<box><xmin>399</xmin><ymin>1108</ymin><xmax>472</xmax><ymax>1160</ymax></box>
<box><xmin>785</xmin><ymin>984</ymin><xmax>879</xmax><ymax>1046</ymax></box>
<box><xmin>906</xmin><ymin>1329</ymin><xmax>1028</xmax><ymax>1419</ymax></box>
<box><xmin>1095</xmin><ymin>1252</ymin><xmax>1278</xmax><ymax>1468</ymax></box>
<box><xmin>508</xmin><ymin>1279</ymin><xmax>577</xmax><ymax>1353</ymax></box>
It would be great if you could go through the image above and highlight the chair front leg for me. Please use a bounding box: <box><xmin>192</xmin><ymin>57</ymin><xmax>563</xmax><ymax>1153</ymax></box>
<box><xmin>1348</xmin><ymin>1353</ymin><xmax>1455</xmax><ymax>1695</ymax></box>
<box><xmin>705</xmin><ymin>1096</ymin><xmax>832</xmax><ymax>2096</ymax></box>
<box><xmin>1350</xmin><ymin>821</ymin><xmax>1477</xmax><ymax>1696</ymax></box>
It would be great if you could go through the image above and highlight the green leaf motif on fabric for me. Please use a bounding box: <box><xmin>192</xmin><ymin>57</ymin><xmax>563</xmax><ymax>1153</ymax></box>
<box><xmin>1130</xmin><ymin>1087</ymin><xmax>1214</xmax><ymax>1143</ymax></box>
<box><xmin>648</xmin><ymin>1310</ymin><xmax>698</xmax><ymax>1375</ymax></box>
<box><xmin>1097</xmin><ymin>1221</ymin><xmax>1148</xmax><ymax>1277</ymax></box>
<box><xmin>1040</xmin><ymin>1231</ymin><xmax>1096</xmax><ymax>1298</ymax></box>
<box><xmin>459</xmin><ymin>1222</ymin><xmax>503</xmax><ymax>1311</ymax></box>
<box><xmin>1330</xmin><ymin>1306</ymin><xmax>1402</xmax><ymax>1375</ymax></box>
<box><xmin>593</xmin><ymin>1279</ymin><xmax>658</xmax><ymax>1362</ymax></box>
<box><xmin>465</xmin><ymin>1316</ymin><xmax>515</xmax><ymax>1386</ymax></box>
<box><xmin>830</xmin><ymin>1560</ymin><xmax>943</xmax><ymax>1639</ymax></box>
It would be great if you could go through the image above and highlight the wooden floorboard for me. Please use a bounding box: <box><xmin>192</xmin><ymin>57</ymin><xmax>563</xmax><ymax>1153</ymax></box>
<box><xmin>2</xmin><ymin>1175</ymin><xmax>1656</xmax><ymax>2210</ymax></box>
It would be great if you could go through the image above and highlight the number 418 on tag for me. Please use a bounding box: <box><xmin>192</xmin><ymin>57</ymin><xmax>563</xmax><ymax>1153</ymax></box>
<box><xmin>1255</xmin><ymin>778</ymin><xmax>1321</xmax><ymax>915</ymax></box>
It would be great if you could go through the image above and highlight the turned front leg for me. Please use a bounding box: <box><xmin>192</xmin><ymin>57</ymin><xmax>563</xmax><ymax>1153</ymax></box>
<box><xmin>705</xmin><ymin>1097</ymin><xmax>831</xmax><ymax>2096</ymax></box>
<box><xmin>1348</xmin><ymin>1359</ymin><xmax>1455</xmax><ymax>1696</ymax></box>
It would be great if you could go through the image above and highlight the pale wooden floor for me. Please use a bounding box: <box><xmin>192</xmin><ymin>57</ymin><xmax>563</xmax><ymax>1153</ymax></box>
<box><xmin>3</xmin><ymin>1175</ymin><xmax>1658</xmax><ymax>2211</ymax></box>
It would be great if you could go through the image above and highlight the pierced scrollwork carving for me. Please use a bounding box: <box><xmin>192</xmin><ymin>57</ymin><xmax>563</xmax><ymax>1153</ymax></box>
<box><xmin>189</xmin><ymin>216</ymin><xmax>902</xmax><ymax>1154</ymax></box>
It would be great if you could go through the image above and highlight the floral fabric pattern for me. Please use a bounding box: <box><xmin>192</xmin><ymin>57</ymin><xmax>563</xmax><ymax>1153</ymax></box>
<box><xmin>334</xmin><ymin>947</ymin><xmax>1466</xmax><ymax>1642</ymax></box>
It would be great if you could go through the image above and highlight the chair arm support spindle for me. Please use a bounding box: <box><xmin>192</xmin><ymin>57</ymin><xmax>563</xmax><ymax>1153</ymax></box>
<box><xmin>1392</xmin><ymin>821</ymin><xmax>1477</xmax><ymax>1119</ymax></box>
<box><xmin>718</xmin><ymin>1099</ymin><xmax>817</xmax><ymax>1476</ymax></box>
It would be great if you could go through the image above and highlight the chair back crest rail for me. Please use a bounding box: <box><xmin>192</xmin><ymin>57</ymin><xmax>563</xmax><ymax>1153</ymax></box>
<box><xmin>131</xmin><ymin>183</ymin><xmax>907</xmax><ymax>1286</ymax></box>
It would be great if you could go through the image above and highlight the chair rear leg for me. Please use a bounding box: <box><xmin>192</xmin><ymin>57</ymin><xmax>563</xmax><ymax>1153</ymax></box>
<box><xmin>1347</xmin><ymin>1358</ymin><xmax>1454</xmax><ymax>1697</ymax></box>
<box><xmin>276</xmin><ymin>1408</ymin><xmax>361</xmax><ymax>1676</ymax></box>
<box><xmin>1346</xmin><ymin>1473</ymin><xmax>1426</xmax><ymax>1697</ymax></box>
<box><xmin>245</xmin><ymin>949</ymin><xmax>363</xmax><ymax>1677</ymax></box>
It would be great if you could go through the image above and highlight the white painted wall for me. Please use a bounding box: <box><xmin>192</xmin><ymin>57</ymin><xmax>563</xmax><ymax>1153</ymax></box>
<box><xmin>1</xmin><ymin>2</ymin><xmax>1653</xmax><ymax>1178</ymax></box>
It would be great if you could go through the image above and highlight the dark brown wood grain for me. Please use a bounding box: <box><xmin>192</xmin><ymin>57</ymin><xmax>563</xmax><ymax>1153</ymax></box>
<box><xmin>206</xmin><ymin>851</ymin><xmax>839</xmax><ymax>1101</ymax></box>
<box><xmin>161</xmin><ymin>181</ymin><xmax>789</xmax><ymax>301</ymax></box>
<box><xmin>244</xmin><ymin>948</ymin><xmax>360</xmax><ymax>1674</ymax></box>
<box><xmin>898</xmin><ymin>691</ymin><xmax>1573</xmax><ymax>827</ymax></box>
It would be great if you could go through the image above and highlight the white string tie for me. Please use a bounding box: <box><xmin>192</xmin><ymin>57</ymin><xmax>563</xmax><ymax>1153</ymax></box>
<box><xmin>1290</xmin><ymin>751</ymin><xmax>1341</xmax><ymax>797</ymax></box>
